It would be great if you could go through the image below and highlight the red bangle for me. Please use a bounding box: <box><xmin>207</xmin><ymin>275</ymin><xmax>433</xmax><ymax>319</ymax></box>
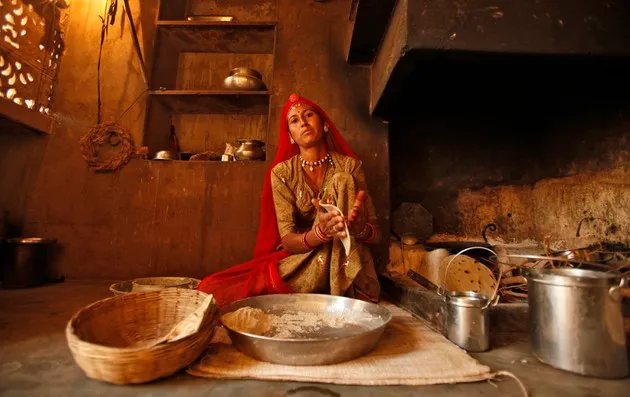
<box><xmin>357</xmin><ymin>223</ymin><xmax>376</xmax><ymax>243</ymax></box>
<box><xmin>314</xmin><ymin>223</ymin><xmax>332</xmax><ymax>242</ymax></box>
<box><xmin>303</xmin><ymin>232</ymin><xmax>315</xmax><ymax>250</ymax></box>
<box><xmin>356</xmin><ymin>224</ymin><xmax>369</xmax><ymax>240</ymax></box>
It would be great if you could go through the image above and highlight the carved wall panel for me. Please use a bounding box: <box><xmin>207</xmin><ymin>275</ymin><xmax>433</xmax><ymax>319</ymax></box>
<box><xmin>0</xmin><ymin>0</ymin><xmax>67</xmax><ymax>115</ymax></box>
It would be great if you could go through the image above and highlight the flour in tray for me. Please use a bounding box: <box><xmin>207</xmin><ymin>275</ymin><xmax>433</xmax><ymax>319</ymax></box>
<box><xmin>222</xmin><ymin>306</ymin><xmax>368</xmax><ymax>339</ymax></box>
<box><xmin>267</xmin><ymin>310</ymin><xmax>346</xmax><ymax>338</ymax></box>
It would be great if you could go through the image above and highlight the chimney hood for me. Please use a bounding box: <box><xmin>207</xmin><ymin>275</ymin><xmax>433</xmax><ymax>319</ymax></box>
<box><xmin>361</xmin><ymin>0</ymin><xmax>630</xmax><ymax>120</ymax></box>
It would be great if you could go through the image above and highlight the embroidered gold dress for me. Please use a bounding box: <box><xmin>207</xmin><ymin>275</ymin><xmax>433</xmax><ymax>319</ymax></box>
<box><xmin>270</xmin><ymin>151</ymin><xmax>381</xmax><ymax>302</ymax></box>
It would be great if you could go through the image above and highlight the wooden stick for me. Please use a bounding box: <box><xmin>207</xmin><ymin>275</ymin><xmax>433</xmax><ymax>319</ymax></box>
<box><xmin>501</xmin><ymin>276</ymin><xmax>527</xmax><ymax>285</ymax></box>
<box><xmin>123</xmin><ymin>0</ymin><xmax>149</xmax><ymax>85</ymax></box>
<box><xmin>502</xmin><ymin>290</ymin><xmax>528</xmax><ymax>298</ymax></box>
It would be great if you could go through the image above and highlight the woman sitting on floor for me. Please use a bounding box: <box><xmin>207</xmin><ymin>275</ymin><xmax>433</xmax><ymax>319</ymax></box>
<box><xmin>197</xmin><ymin>93</ymin><xmax>381</xmax><ymax>305</ymax></box>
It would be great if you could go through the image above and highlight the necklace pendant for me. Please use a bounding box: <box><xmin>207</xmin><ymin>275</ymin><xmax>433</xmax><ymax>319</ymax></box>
<box><xmin>309</xmin><ymin>166</ymin><xmax>314</xmax><ymax>172</ymax></box>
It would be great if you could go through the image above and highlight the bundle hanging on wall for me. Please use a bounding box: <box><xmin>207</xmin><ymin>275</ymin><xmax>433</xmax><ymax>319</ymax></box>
<box><xmin>78</xmin><ymin>0</ymin><xmax>149</xmax><ymax>172</ymax></box>
<box><xmin>79</xmin><ymin>123</ymin><xmax>137</xmax><ymax>172</ymax></box>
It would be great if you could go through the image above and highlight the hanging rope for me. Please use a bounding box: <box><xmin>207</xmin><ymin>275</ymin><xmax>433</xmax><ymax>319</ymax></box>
<box><xmin>97</xmin><ymin>0</ymin><xmax>119</xmax><ymax>124</ymax></box>
<box><xmin>82</xmin><ymin>1</ymin><xmax>150</xmax><ymax>172</ymax></box>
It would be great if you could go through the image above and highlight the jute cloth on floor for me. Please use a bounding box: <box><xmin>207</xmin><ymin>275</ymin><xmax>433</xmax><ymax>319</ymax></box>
<box><xmin>187</xmin><ymin>302</ymin><xmax>493</xmax><ymax>386</ymax></box>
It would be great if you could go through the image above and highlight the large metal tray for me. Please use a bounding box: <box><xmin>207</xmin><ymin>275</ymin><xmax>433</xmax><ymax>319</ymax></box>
<box><xmin>220</xmin><ymin>293</ymin><xmax>392</xmax><ymax>366</ymax></box>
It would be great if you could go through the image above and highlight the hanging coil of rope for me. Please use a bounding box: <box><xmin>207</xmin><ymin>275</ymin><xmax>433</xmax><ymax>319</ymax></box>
<box><xmin>79</xmin><ymin>0</ymin><xmax>149</xmax><ymax>172</ymax></box>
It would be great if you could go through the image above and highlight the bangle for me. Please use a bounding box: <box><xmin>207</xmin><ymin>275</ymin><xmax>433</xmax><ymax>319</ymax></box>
<box><xmin>356</xmin><ymin>223</ymin><xmax>370</xmax><ymax>240</ymax></box>
<box><xmin>357</xmin><ymin>223</ymin><xmax>376</xmax><ymax>243</ymax></box>
<box><xmin>314</xmin><ymin>223</ymin><xmax>332</xmax><ymax>242</ymax></box>
<box><xmin>303</xmin><ymin>232</ymin><xmax>315</xmax><ymax>250</ymax></box>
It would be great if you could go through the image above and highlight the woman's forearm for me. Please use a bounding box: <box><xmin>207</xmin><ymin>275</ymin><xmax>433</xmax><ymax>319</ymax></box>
<box><xmin>281</xmin><ymin>229</ymin><xmax>326</xmax><ymax>254</ymax></box>
<box><xmin>282</xmin><ymin>222</ymin><xmax>381</xmax><ymax>254</ymax></box>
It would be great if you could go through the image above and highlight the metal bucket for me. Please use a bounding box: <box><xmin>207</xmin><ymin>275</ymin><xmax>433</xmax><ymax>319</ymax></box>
<box><xmin>444</xmin><ymin>290</ymin><xmax>497</xmax><ymax>352</ymax></box>
<box><xmin>438</xmin><ymin>246</ymin><xmax>501</xmax><ymax>352</ymax></box>
<box><xmin>2</xmin><ymin>238</ymin><xmax>56</xmax><ymax>289</ymax></box>
<box><xmin>527</xmin><ymin>268</ymin><xmax>628</xmax><ymax>378</ymax></box>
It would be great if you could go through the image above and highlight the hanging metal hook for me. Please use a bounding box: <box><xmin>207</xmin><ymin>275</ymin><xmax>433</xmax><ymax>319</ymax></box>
<box><xmin>482</xmin><ymin>223</ymin><xmax>497</xmax><ymax>243</ymax></box>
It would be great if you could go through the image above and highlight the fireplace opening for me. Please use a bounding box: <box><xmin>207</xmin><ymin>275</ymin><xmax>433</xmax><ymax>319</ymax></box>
<box><xmin>389</xmin><ymin>52</ymin><xmax>630</xmax><ymax>245</ymax></box>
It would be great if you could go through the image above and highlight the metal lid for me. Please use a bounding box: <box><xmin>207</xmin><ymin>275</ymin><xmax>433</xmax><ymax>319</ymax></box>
<box><xmin>527</xmin><ymin>268</ymin><xmax>620</xmax><ymax>287</ymax></box>
<box><xmin>444</xmin><ymin>291</ymin><xmax>490</xmax><ymax>308</ymax></box>
<box><xmin>6</xmin><ymin>237</ymin><xmax>57</xmax><ymax>244</ymax></box>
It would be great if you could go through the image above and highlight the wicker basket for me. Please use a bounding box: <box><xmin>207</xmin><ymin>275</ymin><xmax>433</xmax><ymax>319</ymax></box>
<box><xmin>66</xmin><ymin>288</ymin><xmax>217</xmax><ymax>384</ymax></box>
<box><xmin>109</xmin><ymin>278</ymin><xmax>201</xmax><ymax>296</ymax></box>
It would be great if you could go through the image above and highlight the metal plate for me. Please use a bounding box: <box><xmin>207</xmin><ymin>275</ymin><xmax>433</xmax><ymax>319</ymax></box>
<box><xmin>220</xmin><ymin>294</ymin><xmax>392</xmax><ymax>366</ymax></box>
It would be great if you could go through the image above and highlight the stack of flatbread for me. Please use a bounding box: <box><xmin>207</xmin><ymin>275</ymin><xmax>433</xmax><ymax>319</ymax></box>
<box><xmin>387</xmin><ymin>241</ymin><xmax>497</xmax><ymax>297</ymax></box>
<box><xmin>437</xmin><ymin>254</ymin><xmax>497</xmax><ymax>296</ymax></box>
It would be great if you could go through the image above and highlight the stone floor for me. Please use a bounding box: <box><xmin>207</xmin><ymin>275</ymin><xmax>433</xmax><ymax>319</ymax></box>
<box><xmin>0</xmin><ymin>281</ymin><xmax>628</xmax><ymax>397</ymax></box>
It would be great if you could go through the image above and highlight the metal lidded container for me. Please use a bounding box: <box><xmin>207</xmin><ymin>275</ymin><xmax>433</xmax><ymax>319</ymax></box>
<box><xmin>2</xmin><ymin>238</ymin><xmax>57</xmax><ymax>289</ymax></box>
<box><xmin>527</xmin><ymin>268</ymin><xmax>628</xmax><ymax>378</ymax></box>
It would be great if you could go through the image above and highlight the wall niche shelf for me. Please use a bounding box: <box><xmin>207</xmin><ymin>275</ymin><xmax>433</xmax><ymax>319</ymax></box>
<box><xmin>157</xmin><ymin>21</ymin><xmax>277</xmax><ymax>27</ymax></box>
<box><xmin>156</xmin><ymin>23</ymin><xmax>276</xmax><ymax>54</ymax></box>
<box><xmin>144</xmin><ymin>0</ymin><xmax>277</xmax><ymax>156</ymax></box>
<box><xmin>149</xmin><ymin>90</ymin><xmax>270</xmax><ymax>114</ymax></box>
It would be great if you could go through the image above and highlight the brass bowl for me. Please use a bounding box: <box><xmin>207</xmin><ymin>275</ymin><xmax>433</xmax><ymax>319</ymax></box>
<box><xmin>223</xmin><ymin>67</ymin><xmax>266</xmax><ymax>91</ymax></box>
<box><xmin>228</xmin><ymin>67</ymin><xmax>262</xmax><ymax>80</ymax></box>
<box><xmin>153</xmin><ymin>150</ymin><xmax>176</xmax><ymax>161</ymax></box>
<box><xmin>234</xmin><ymin>139</ymin><xmax>265</xmax><ymax>161</ymax></box>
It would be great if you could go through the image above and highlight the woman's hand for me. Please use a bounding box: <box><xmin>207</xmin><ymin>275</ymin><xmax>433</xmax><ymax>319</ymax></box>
<box><xmin>312</xmin><ymin>198</ymin><xmax>347</xmax><ymax>239</ymax></box>
<box><xmin>347</xmin><ymin>191</ymin><xmax>367</xmax><ymax>236</ymax></box>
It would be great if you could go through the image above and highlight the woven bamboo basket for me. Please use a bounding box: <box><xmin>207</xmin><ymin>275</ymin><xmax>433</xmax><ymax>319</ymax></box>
<box><xmin>66</xmin><ymin>288</ymin><xmax>217</xmax><ymax>384</ymax></box>
<box><xmin>109</xmin><ymin>277</ymin><xmax>201</xmax><ymax>296</ymax></box>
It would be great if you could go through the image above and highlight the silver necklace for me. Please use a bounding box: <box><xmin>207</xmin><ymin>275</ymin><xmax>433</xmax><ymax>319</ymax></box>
<box><xmin>300</xmin><ymin>153</ymin><xmax>332</xmax><ymax>172</ymax></box>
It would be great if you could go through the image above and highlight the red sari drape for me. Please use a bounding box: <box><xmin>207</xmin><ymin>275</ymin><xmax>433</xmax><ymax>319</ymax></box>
<box><xmin>197</xmin><ymin>94</ymin><xmax>357</xmax><ymax>306</ymax></box>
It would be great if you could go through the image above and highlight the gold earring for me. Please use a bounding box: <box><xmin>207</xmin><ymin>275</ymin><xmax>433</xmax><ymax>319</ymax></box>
<box><xmin>324</xmin><ymin>124</ymin><xmax>329</xmax><ymax>133</ymax></box>
<box><xmin>290</xmin><ymin>136</ymin><xmax>295</xmax><ymax>144</ymax></box>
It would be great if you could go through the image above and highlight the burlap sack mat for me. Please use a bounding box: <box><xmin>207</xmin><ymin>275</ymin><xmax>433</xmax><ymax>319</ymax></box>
<box><xmin>187</xmin><ymin>302</ymin><xmax>493</xmax><ymax>386</ymax></box>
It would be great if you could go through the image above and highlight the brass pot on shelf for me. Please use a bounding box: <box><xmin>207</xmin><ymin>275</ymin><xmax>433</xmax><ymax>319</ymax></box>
<box><xmin>223</xmin><ymin>67</ymin><xmax>266</xmax><ymax>91</ymax></box>
<box><xmin>152</xmin><ymin>150</ymin><xmax>176</xmax><ymax>161</ymax></box>
<box><xmin>235</xmin><ymin>139</ymin><xmax>265</xmax><ymax>161</ymax></box>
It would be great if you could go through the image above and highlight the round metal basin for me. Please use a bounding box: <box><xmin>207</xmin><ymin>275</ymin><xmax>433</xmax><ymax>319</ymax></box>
<box><xmin>220</xmin><ymin>293</ymin><xmax>392</xmax><ymax>366</ymax></box>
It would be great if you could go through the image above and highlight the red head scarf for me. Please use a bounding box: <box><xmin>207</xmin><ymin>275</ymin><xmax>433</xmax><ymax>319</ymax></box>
<box><xmin>254</xmin><ymin>93</ymin><xmax>357</xmax><ymax>257</ymax></box>
<box><xmin>198</xmin><ymin>94</ymin><xmax>357</xmax><ymax>306</ymax></box>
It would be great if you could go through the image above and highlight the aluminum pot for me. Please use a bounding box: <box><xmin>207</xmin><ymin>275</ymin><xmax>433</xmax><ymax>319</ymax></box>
<box><xmin>527</xmin><ymin>268</ymin><xmax>628</xmax><ymax>378</ymax></box>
